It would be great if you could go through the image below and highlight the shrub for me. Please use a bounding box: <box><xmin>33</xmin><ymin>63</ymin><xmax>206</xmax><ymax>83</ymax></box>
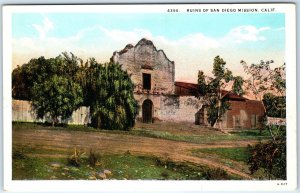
<box><xmin>263</xmin><ymin>93</ymin><xmax>286</xmax><ymax>118</ymax></box>
<box><xmin>247</xmin><ymin>125</ymin><xmax>286</xmax><ymax>180</ymax></box>
<box><xmin>161</xmin><ymin>171</ymin><xmax>169</xmax><ymax>179</ymax></box>
<box><xmin>88</xmin><ymin>149</ymin><xmax>101</xmax><ymax>167</ymax></box>
<box><xmin>67</xmin><ymin>147</ymin><xmax>85</xmax><ymax>167</ymax></box>
<box><xmin>205</xmin><ymin>168</ymin><xmax>230</xmax><ymax>180</ymax></box>
<box><xmin>12</xmin><ymin>148</ymin><xmax>26</xmax><ymax>160</ymax></box>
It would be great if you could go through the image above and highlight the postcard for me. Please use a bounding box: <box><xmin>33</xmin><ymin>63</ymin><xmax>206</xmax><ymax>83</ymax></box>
<box><xmin>2</xmin><ymin>3</ymin><xmax>297</xmax><ymax>192</ymax></box>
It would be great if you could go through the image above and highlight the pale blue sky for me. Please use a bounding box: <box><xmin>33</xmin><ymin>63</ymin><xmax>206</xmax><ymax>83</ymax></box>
<box><xmin>12</xmin><ymin>13</ymin><xmax>284</xmax><ymax>39</ymax></box>
<box><xmin>12</xmin><ymin>13</ymin><xmax>285</xmax><ymax>82</ymax></box>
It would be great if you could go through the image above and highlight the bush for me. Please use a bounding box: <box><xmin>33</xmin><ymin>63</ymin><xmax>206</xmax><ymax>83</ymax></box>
<box><xmin>12</xmin><ymin>148</ymin><xmax>26</xmax><ymax>160</ymax></box>
<box><xmin>263</xmin><ymin>93</ymin><xmax>286</xmax><ymax>118</ymax></box>
<box><xmin>205</xmin><ymin>168</ymin><xmax>230</xmax><ymax>180</ymax></box>
<box><xmin>88</xmin><ymin>149</ymin><xmax>101</xmax><ymax>167</ymax></box>
<box><xmin>161</xmin><ymin>171</ymin><xmax>169</xmax><ymax>179</ymax></box>
<box><xmin>67</xmin><ymin>147</ymin><xmax>85</xmax><ymax>167</ymax></box>
<box><xmin>247</xmin><ymin>125</ymin><xmax>286</xmax><ymax>179</ymax></box>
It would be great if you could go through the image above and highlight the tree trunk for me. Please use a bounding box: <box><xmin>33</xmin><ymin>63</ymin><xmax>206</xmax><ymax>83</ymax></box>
<box><xmin>52</xmin><ymin>116</ymin><xmax>59</xmax><ymax>127</ymax></box>
<box><xmin>216</xmin><ymin>89</ymin><xmax>222</xmax><ymax>130</ymax></box>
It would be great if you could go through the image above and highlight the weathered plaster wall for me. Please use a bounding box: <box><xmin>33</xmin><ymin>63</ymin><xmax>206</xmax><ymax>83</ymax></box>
<box><xmin>267</xmin><ymin>117</ymin><xmax>286</xmax><ymax>125</ymax></box>
<box><xmin>134</xmin><ymin>94</ymin><xmax>205</xmax><ymax>124</ymax></box>
<box><xmin>111</xmin><ymin>39</ymin><xmax>175</xmax><ymax>95</ymax></box>
<box><xmin>223</xmin><ymin>100</ymin><xmax>265</xmax><ymax>130</ymax></box>
<box><xmin>134</xmin><ymin>94</ymin><xmax>161</xmax><ymax>119</ymax></box>
<box><xmin>12</xmin><ymin>100</ymin><xmax>90</xmax><ymax>125</ymax></box>
<box><xmin>160</xmin><ymin>96</ymin><xmax>204</xmax><ymax>123</ymax></box>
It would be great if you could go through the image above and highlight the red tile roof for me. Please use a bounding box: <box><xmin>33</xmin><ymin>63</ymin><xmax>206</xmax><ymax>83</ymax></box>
<box><xmin>175</xmin><ymin>81</ymin><xmax>198</xmax><ymax>91</ymax></box>
<box><xmin>221</xmin><ymin>90</ymin><xmax>248</xmax><ymax>101</ymax></box>
<box><xmin>175</xmin><ymin>81</ymin><xmax>248</xmax><ymax>101</ymax></box>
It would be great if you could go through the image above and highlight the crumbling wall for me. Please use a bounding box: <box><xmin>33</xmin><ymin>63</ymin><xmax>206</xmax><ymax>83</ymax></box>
<box><xmin>12</xmin><ymin>100</ymin><xmax>90</xmax><ymax>125</ymax></box>
<box><xmin>111</xmin><ymin>38</ymin><xmax>175</xmax><ymax>95</ymax></box>
<box><xmin>134</xmin><ymin>94</ymin><xmax>161</xmax><ymax>120</ymax></box>
<box><xmin>133</xmin><ymin>94</ymin><xmax>204</xmax><ymax>124</ymax></box>
<box><xmin>160</xmin><ymin>96</ymin><xmax>204</xmax><ymax>123</ymax></box>
<box><xmin>223</xmin><ymin>100</ymin><xmax>265</xmax><ymax>130</ymax></box>
<box><xmin>267</xmin><ymin>117</ymin><xmax>286</xmax><ymax>125</ymax></box>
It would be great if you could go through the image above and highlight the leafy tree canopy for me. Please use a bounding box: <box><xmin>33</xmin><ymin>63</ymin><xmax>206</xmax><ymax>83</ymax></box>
<box><xmin>12</xmin><ymin>52</ymin><xmax>82</xmax><ymax>100</ymax></box>
<box><xmin>87</xmin><ymin>61</ymin><xmax>138</xmax><ymax>130</ymax></box>
<box><xmin>263</xmin><ymin>93</ymin><xmax>286</xmax><ymax>118</ymax></box>
<box><xmin>13</xmin><ymin>53</ymin><xmax>137</xmax><ymax>130</ymax></box>
<box><xmin>26</xmin><ymin>53</ymin><xmax>83</xmax><ymax>125</ymax></box>
<box><xmin>240</xmin><ymin>60</ymin><xmax>285</xmax><ymax>100</ymax></box>
<box><xmin>31</xmin><ymin>75</ymin><xmax>83</xmax><ymax>126</ymax></box>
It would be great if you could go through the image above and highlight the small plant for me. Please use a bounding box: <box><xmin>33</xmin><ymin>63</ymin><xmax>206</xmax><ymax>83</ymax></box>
<box><xmin>205</xmin><ymin>168</ymin><xmax>230</xmax><ymax>180</ymax></box>
<box><xmin>161</xmin><ymin>171</ymin><xmax>169</xmax><ymax>179</ymax></box>
<box><xmin>89</xmin><ymin>149</ymin><xmax>101</xmax><ymax>167</ymax></box>
<box><xmin>12</xmin><ymin>148</ymin><xmax>26</xmax><ymax>160</ymax></box>
<box><xmin>124</xmin><ymin>150</ymin><xmax>131</xmax><ymax>156</ymax></box>
<box><xmin>67</xmin><ymin>147</ymin><xmax>85</xmax><ymax>167</ymax></box>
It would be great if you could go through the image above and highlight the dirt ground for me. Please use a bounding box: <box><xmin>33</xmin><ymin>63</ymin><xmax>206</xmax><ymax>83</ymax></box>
<box><xmin>13</xmin><ymin>122</ymin><xmax>261</xmax><ymax>179</ymax></box>
<box><xmin>135</xmin><ymin>121</ymin><xmax>223</xmax><ymax>135</ymax></box>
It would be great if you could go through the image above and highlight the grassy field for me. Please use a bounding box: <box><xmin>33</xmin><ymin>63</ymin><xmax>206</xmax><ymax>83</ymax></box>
<box><xmin>12</xmin><ymin>121</ymin><xmax>269</xmax><ymax>180</ymax></box>
<box><xmin>192</xmin><ymin>147</ymin><xmax>250</xmax><ymax>162</ymax></box>
<box><xmin>13</xmin><ymin>145</ymin><xmax>236</xmax><ymax>180</ymax></box>
<box><xmin>13</xmin><ymin>122</ymin><xmax>271</xmax><ymax>144</ymax></box>
<box><xmin>132</xmin><ymin>128</ymin><xmax>270</xmax><ymax>144</ymax></box>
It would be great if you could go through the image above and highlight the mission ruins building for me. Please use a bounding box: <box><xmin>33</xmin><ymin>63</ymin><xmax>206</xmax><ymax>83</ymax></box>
<box><xmin>12</xmin><ymin>38</ymin><xmax>265</xmax><ymax>130</ymax></box>
<box><xmin>110</xmin><ymin>38</ymin><xmax>265</xmax><ymax>129</ymax></box>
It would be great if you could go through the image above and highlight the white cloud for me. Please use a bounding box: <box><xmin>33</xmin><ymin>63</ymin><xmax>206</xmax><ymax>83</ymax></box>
<box><xmin>32</xmin><ymin>17</ymin><xmax>54</xmax><ymax>39</ymax></box>
<box><xmin>227</xmin><ymin>25</ymin><xmax>270</xmax><ymax>43</ymax></box>
<box><xmin>99</xmin><ymin>27</ymin><xmax>153</xmax><ymax>42</ymax></box>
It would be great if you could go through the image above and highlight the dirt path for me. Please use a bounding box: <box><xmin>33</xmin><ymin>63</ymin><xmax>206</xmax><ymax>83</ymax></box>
<box><xmin>13</xmin><ymin>128</ymin><xmax>258</xmax><ymax>179</ymax></box>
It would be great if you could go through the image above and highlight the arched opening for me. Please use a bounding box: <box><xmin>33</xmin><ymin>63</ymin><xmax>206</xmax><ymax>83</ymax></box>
<box><xmin>142</xmin><ymin>99</ymin><xmax>153</xmax><ymax>123</ymax></box>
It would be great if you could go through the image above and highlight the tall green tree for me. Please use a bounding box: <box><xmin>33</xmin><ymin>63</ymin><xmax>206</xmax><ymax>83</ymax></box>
<box><xmin>232</xmin><ymin>76</ymin><xmax>244</xmax><ymax>96</ymax></box>
<box><xmin>75</xmin><ymin>58</ymin><xmax>98</xmax><ymax>106</ymax></box>
<box><xmin>31</xmin><ymin>75</ymin><xmax>83</xmax><ymax>126</ymax></box>
<box><xmin>87</xmin><ymin>62</ymin><xmax>138</xmax><ymax>131</ymax></box>
<box><xmin>197</xmin><ymin>56</ymin><xmax>244</xmax><ymax>128</ymax></box>
<box><xmin>12</xmin><ymin>52</ymin><xmax>82</xmax><ymax>101</ymax></box>
<box><xmin>13</xmin><ymin>53</ymin><xmax>84</xmax><ymax>126</ymax></box>
<box><xmin>12</xmin><ymin>57</ymin><xmax>48</xmax><ymax>100</ymax></box>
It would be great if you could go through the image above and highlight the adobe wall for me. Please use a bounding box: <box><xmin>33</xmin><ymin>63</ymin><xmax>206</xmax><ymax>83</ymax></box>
<box><xmin>12</xmin><ymin>100</ymin><xmax>90</xmax><ymax>125</ymax></box>
<box><xmin>134</xmin><ymin>94</ymin><xmax>162</xmax><ymax>119</ymax></box>
<box><xmin>13</xmin><ymin>96</ymin><xmax>204</xmax><ymax>125</ymax></box>
<box><xmin>160</xmin><ymin>95</ymin><xmax>204</xmax><ymax>123</ymax></box>
<box><xmin>111</xmin><ymin>39</ymin><xmax>175</xmax><ymax>95</ymax></box>
<box><xmin>134</xmin><ymin>94</ymin><xmax>204</xmax><ymax>124</ymax></box>
<box><xmin>267</xmin><ymin>117</ymin><xmax>286</xmax><ymax>125</ymax></box>
<box><xmin>224</xmin><ymin>100</ymin><xmax>265</xmax><ymax>130</ymax></box>
<box><xmin>13</xmin><ymin>100</ymin><xmax>37</xmax><ymax>122</ymax></box>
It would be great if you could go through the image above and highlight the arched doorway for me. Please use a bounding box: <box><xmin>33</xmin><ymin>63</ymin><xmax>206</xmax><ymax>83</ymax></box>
<box><xmin>142</xmin><ymin>99</ymin><xmax>153</xmax><ymax>123</ymax></box>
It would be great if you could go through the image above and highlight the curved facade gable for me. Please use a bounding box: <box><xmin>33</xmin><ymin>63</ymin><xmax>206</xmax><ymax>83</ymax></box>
<box><xmin>111</xmin><ymin>38</ymin><xmax>175</xmax><ymax>95</ymax></box>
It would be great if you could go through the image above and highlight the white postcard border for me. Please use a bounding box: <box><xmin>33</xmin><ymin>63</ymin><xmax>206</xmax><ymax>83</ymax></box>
<box><xmin>2</xmin><ymin>4</ymin><xmax>297</xmax><ymax>192</ymax></box>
